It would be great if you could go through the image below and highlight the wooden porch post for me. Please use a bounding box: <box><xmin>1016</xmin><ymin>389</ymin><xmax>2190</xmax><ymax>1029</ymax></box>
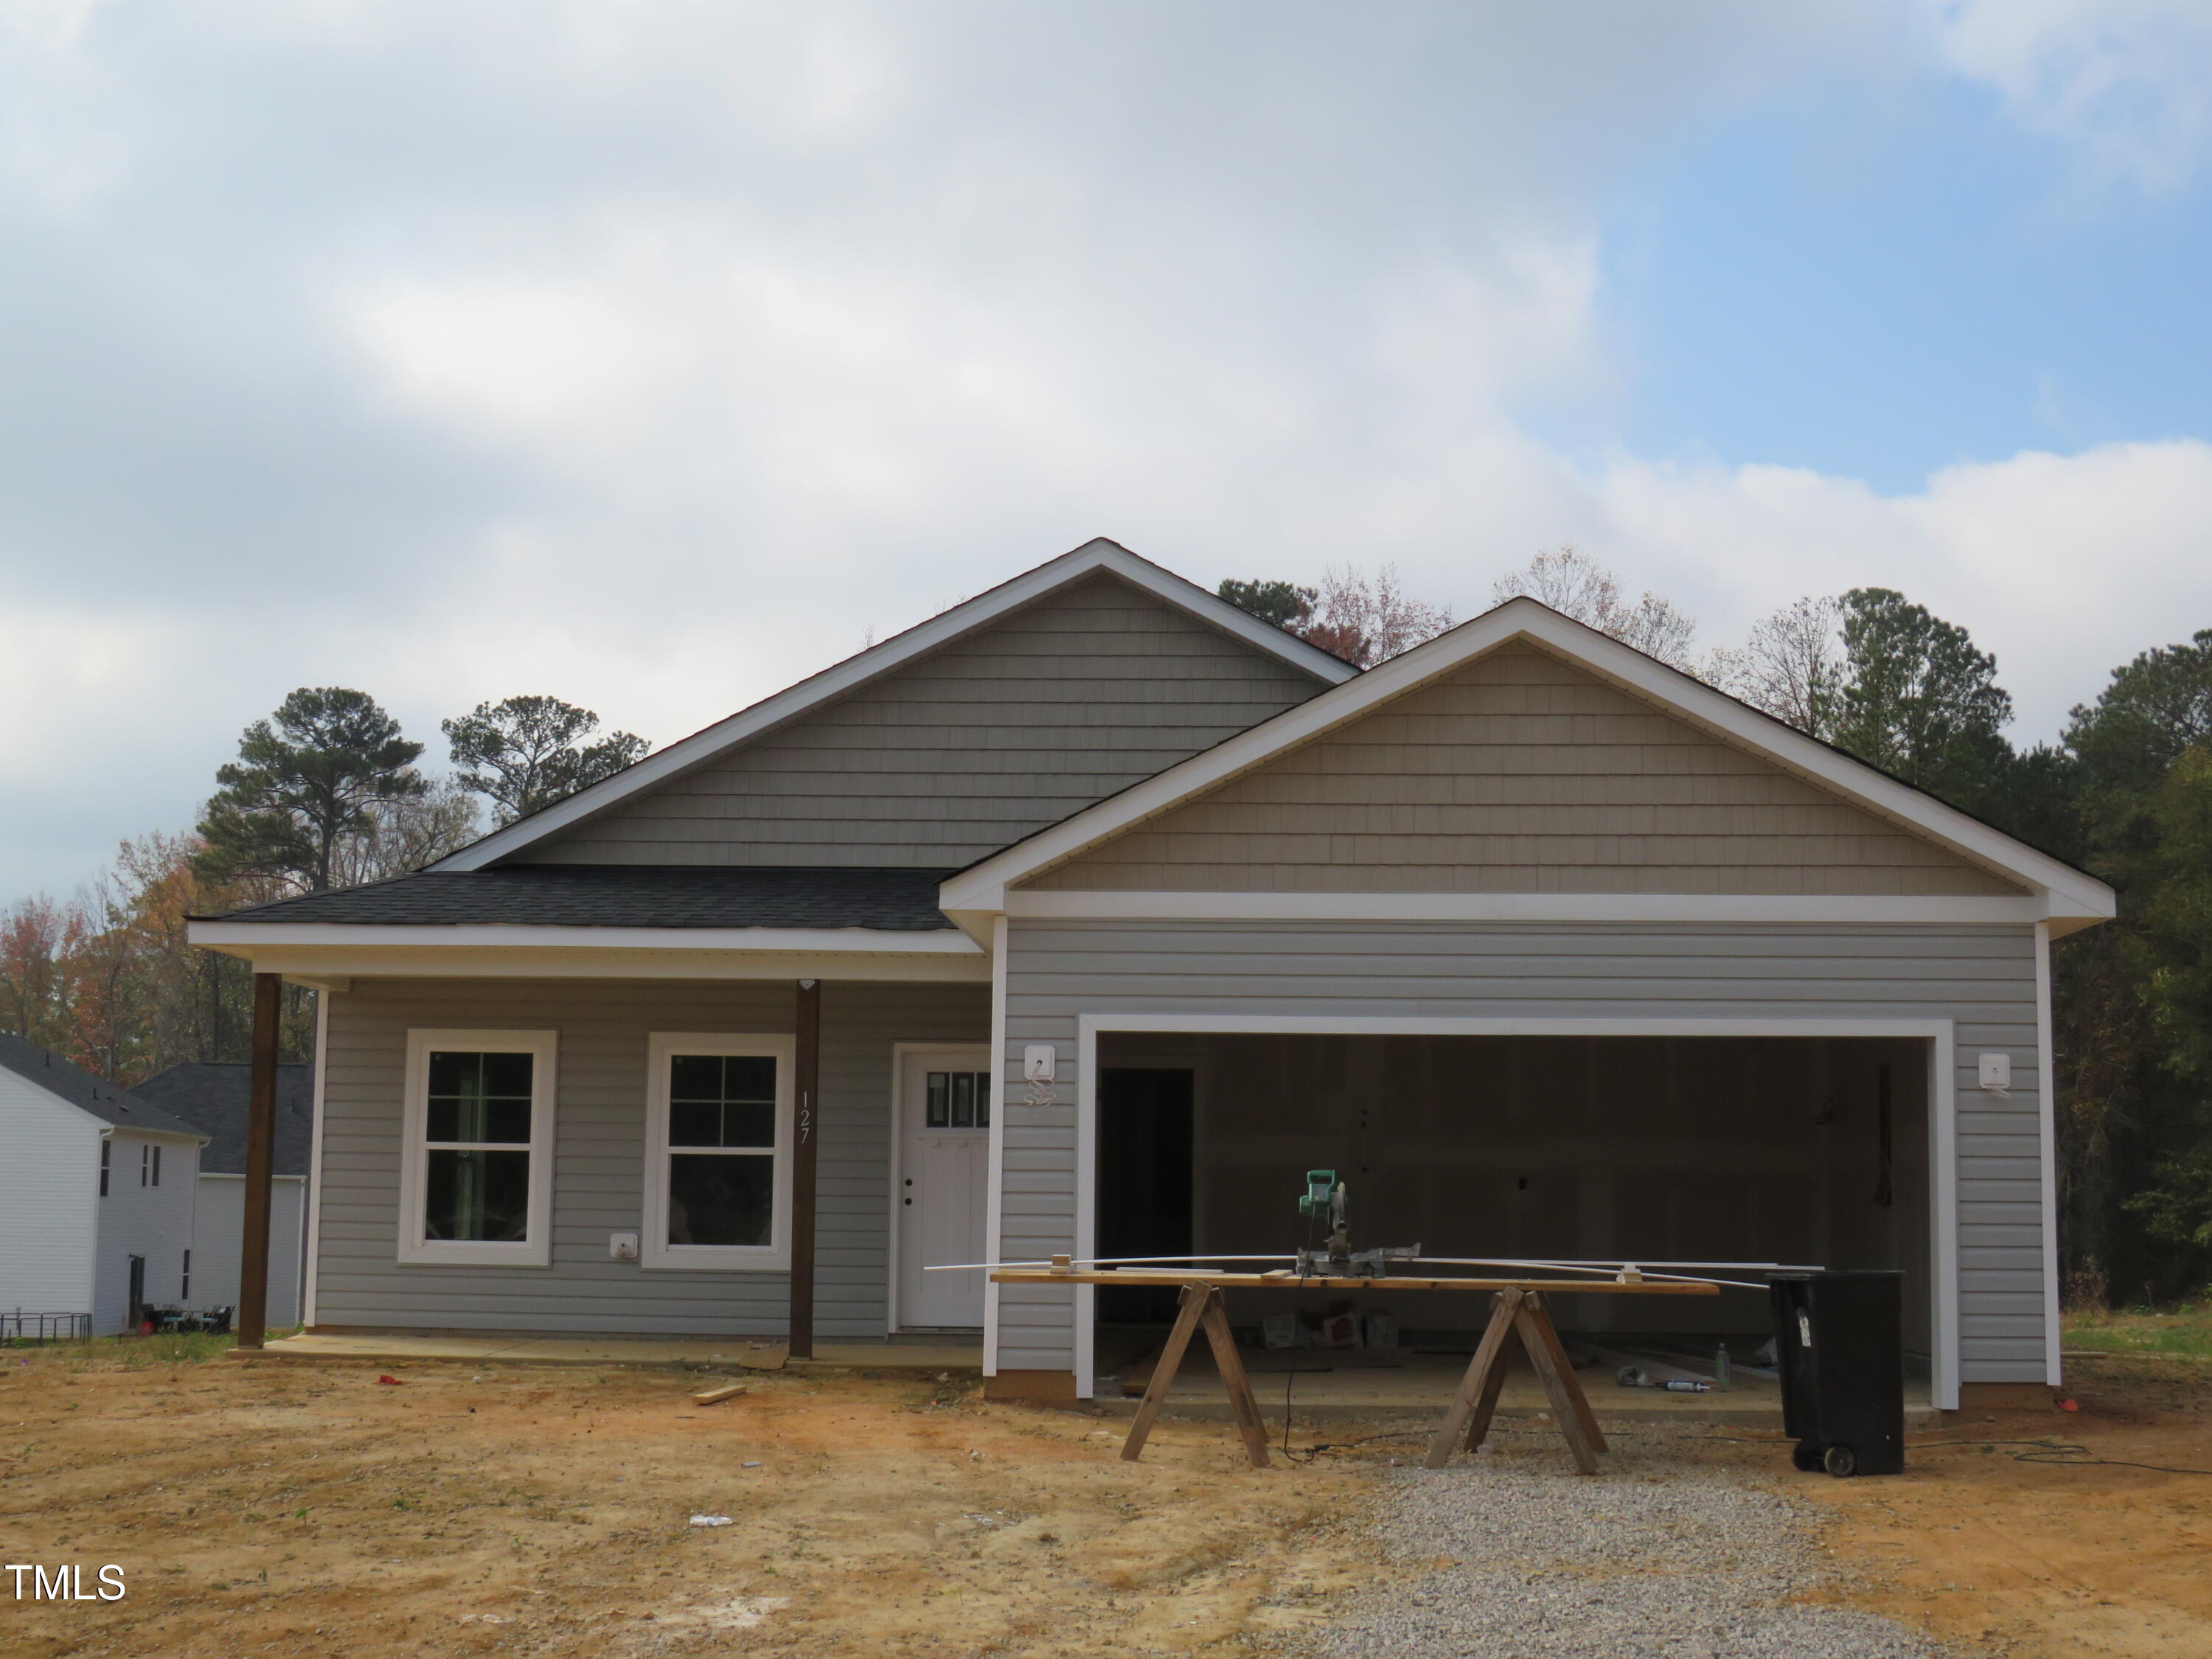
<box><xmin>236</xmin><ymin>971</ymin><xmax>282</xmax><ymax>1350</ymax></box>
<box><xmin>789</xmin><ymin>978</ymin><xmax>821</xmax><ymax>1359</ymax></box>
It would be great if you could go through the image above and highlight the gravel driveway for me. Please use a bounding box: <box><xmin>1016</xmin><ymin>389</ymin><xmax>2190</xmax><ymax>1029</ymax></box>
<box><xmin>1304</xmin><ymin>1425</ymin><xmax>1951</xmax><ymax>1658</ymax></box>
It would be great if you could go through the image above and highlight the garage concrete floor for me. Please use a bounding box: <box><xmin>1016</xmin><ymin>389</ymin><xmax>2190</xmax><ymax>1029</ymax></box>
<box><xmin>1092</xmin><ymin>1344</ymin><xmax>1939</xmax><ymax>1427</ymax></box>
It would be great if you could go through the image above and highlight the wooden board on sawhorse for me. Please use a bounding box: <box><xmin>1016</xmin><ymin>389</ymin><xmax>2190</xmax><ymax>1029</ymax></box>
<box><xmin>1425</xmin><ymin>1287</ymin><xmax>1608</xmax><ymax>1474</ymax></box>
<box><xmin>1119</xmin><ymin>1281</ymin><xmax>1272</xmax><ymax>1469</ymax></box>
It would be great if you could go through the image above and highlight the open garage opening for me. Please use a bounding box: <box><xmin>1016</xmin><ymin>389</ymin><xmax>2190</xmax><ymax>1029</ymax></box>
<box><xmin>1091</xmin><ymin>1032</ymin><xmax>1934</xmax><ymax>1399</ymax></box>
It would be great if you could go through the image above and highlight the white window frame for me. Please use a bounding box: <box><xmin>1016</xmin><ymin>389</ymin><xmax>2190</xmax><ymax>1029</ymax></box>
<box><xmin>397</xmin><ymin>1029</ymin><xmax>558</xmax><ymax>1267</ymax></box>
<box><xmin>643</xmin><ymin>1032</ymin><xmax>796</xmax><ymax>1272</ymax></box>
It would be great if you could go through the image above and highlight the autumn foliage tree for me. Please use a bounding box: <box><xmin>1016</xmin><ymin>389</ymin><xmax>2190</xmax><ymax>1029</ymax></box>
<box><xmin>1217</xmin><ymin>565</ymin><xmax>1453</xmax><ymax>667</ymax></box>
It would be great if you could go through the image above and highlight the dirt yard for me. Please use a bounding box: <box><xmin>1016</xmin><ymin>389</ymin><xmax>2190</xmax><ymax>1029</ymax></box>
<box><xmin>1799</xmin><ymin>1353</ymin><xmax>2212</xmax><ymax>1658</ymax></box>
<box><xmin>1</xmin><ymin>1344</ymin><xmax>2206</xmax><ymax>1658</ymax></box>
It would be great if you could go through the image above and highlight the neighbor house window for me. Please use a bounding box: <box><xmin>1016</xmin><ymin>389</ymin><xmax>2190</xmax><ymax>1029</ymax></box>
<box><xmin>100</xmin><ymin>1141</ymin><xmax>109</xmax><ymax>1197</ymax></box>
<box><xmin>397</xmin><ymin>1030</ymin><xmax>557</xmax><ymax>1267</ymax></box>
<box><xmin>643</xmin><ymin>1034</ymin><xmax>794</xmax><ymax>1270</ymax></box>
<box><xmin>142</xmin><ymin>1144</ymin><xmax>160</xmax><ymax>1186</ymax></box>
<box><xmin>181</xmin><ymin>1249</ymin><xmax>191</xmax><ymax>1302</ymax></box>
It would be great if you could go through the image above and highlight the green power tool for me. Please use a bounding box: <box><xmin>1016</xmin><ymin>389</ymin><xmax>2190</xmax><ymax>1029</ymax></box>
<box><xmin>1295</xmin><ymin>1170</ymin><xmax>1350</xmax><ymax>1276</ymax></box>
<box><xmin>1295</xmin><ymin>1169</ymin><xmax>1419</xmax><ymax>1279</ymax></box>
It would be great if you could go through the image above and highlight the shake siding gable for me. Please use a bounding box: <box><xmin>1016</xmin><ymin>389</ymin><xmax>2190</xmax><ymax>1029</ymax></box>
<box><xmin>1023</xmin><ymin>642</ymin><xmax>2027</xmax><ymax>897</ymax></box>
<box><xmin>512</xmin><ymin>572</ymin><xmax>1330</xmax><ymax>868</ymax></box>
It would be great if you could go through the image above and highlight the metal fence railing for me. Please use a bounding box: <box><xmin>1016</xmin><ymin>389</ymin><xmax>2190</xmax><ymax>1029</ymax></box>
<box><xmin>1</xmin><ymin>1310</ymin><xmax>93</xmax><ymax>1345</ymax></box>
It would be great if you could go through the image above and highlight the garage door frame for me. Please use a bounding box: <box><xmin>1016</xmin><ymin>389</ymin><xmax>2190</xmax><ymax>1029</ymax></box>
<box><xmin>1073</xmin><ymin>1013</ymin><xmax>1958</xmax><ymax>1407</ymax></box>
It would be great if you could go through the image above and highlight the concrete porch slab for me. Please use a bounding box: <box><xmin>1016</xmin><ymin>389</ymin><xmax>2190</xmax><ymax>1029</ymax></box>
<box><xmin>239</xmin><ymin>1332</ymin><xmax>984</xmax><ymax>1370</ymax></box>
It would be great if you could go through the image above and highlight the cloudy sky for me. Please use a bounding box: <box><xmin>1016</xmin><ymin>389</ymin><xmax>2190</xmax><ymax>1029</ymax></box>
<box><xmin>4</xmin><ymin>1</ymin><xmax>2211</xmax><ymax>894</ymax></box>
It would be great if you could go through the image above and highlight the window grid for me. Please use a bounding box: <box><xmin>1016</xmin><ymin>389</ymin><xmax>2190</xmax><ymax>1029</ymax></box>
<box><xmin>924</xmin><ymin>1070</ymin><xmax>992</xmax><ymax>1130</ymax></box>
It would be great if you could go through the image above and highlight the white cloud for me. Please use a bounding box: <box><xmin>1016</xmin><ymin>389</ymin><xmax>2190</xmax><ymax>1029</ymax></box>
<box><xmin>0</xmin><ymin>1</ymin><xmax>2205</xmax><ymax>893</ymax></box>
<box><xmin>1921</xmin><ymin>0</ymin><xmax>2212</xmax><ymax>191</ymax></box>
<box><xmin>1587</xmin><ymin>439</ymin><xmax>2212</xmax><ymax>736</ymax></box>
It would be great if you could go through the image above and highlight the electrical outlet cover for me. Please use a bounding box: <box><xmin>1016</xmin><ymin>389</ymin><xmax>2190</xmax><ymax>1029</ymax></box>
<box><xmin>1978</xmin><ymin>1052</ymin><xmax>2012</xmax><ymax>1091</ymax></box>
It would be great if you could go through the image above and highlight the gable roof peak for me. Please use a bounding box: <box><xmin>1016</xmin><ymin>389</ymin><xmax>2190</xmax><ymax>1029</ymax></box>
<box><xmin>431</xmin><ymin>538</ymin><xmax>1355</xmax><ymax>872</ymax></box>
<box><xmin>941</xmin><ymin>589</ymin><xmax>2116</xmax><ymax>925</ymax></box>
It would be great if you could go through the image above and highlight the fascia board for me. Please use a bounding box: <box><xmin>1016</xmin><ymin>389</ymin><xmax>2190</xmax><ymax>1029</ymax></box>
<box><xmin>431</xmin><ymin>539</ymin><xmax>1351</xmax><ymax>872</ymax></box>
<box><xmin>1004</xmin><ymin>891</ymin><xmax>2056</xmax><ymax>925</ymax></box>
<box><xmin>44</xmin><ymin>1092</ymin><xmax>205</xmax><ymax>1144</ymax></box>
<box><xmin>200</xmin><ymin>1172</ymin><xmax>308</xmax><ymax>1181</ymax></box>
<box><xmin>189</xmin><ymin>921</ymin><xmax>982</xmax><ymax>954</ymax></box>
<box><xmin>97</xmin><ymin>1123</ymin><xmax>211</xmax><ymax>1146</ymax></box>
<box><xmin>942</xmin><ymin>597</ymin><xmax>2116</xmax><ymax>919</ymax></box>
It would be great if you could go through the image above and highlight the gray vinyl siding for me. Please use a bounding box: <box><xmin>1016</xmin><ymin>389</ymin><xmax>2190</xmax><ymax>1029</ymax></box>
<box><xmin>996</xmin><ymin>919</ymin><xmax>2046</xmax><ymax>1382</ymax></box>
<box><xmin>513</xmin><ymin>572</ymin><xmax>1329</xmax><ymax>868</ymax></box>
<box><xmin>314</xmin><ymin>977</ymin><xmax>986</xmax><ymax>1337</ymax></box>
<box><xmin>1029</xmin><ymin>642</ymin><xmax>2025</xmax><ymax>897</ymax></box>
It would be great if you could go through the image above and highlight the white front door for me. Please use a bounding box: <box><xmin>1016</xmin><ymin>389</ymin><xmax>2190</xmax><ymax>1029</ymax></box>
<box><xmin>897</xmin><ymin>1047</ymin><xmax>992</xmax><ymax>1329</ymax></box>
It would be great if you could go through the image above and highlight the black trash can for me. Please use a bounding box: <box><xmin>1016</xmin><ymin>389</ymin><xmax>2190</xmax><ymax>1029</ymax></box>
<box><xmin>1769</xmin><ymin>1269</ymin><xmax>1905</xmax><ymax>1477</ymax></box>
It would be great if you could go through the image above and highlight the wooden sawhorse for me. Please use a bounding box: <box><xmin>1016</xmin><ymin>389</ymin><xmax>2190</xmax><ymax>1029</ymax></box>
<box><xmin>1423</xmin><ymin>1287</ymin><xmax>1607</xmax><ymax>1473</ymax></box>
<box><xmin>1120</xmin><ymin>1281</ymin><xmax>1273</xmax><ymax>1468</ymax></box>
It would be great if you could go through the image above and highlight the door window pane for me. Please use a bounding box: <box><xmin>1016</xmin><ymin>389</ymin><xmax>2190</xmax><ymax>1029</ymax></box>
<box><xmin>425</xmin><ymin>1149</ymin><xmax>532</xmax><ymax>1241</ymax></box>
<box><xmin>667</xmin><ymin>1154</ymin><xmax>773</xmax><ymax>1248</ymax></box>
<box><xmin>926</xmin><ymin>1071</ymin><xmax>989</xmax><ymax>1130</ymax></box>
<box><xmin>426</xmin><ymin>1051</ymin><xmax>535</xmax><ymax>1144</ymax></box>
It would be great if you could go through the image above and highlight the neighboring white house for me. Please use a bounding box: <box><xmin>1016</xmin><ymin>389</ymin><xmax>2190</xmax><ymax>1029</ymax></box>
<box><xmin>133</xmin><ymin>1062</ymin><xmax>312</xmax><ymax>1330</ymax></box>
<box><xmin>0</xmin><ymin>1032</ymin><xmax>207</xmax><ymax>1335</ymax></box>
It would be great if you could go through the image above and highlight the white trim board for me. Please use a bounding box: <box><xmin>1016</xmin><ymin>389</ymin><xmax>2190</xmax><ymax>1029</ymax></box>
<box><xmin>188</xmin><ymin>943</ymin><xmax>991</xmax><ymax>985</ymax></box>
<box><xmin>1068</xmin><ymin>1012</ymin><xmax>1963</xmax><ymax>1411</ymax></box>
<box><xmin>945</xmin><ymin>597</ymin><xmax>2115</xmax><ymax>926</ymax></box>
<box><xmin>2035</xmin><ymin>922</ymin><xmax>2062</xmax><ymax>1388</ymax></box>
<box><xmin>190</xmin><ymin>922</ymin><xmax>983</xmax><ymax>954</ymax></box>
<box><xmin>1006</xmin><ymin>891</ymin><xmax>2073</xmax><ymax>926</ymax></box>
<box><xmin>198</xmin><ymin>1172</ymin><xmax>306</xmax><ymax>1182</ymax></box>
<box><xmin>983</xmin><ymin>916</ymin><xmax>1009</xmax><ymax>1377</ymax></box>
<box><xmin>427</xmin><ymin>539</ymin><xmax>1353</xmax><ymax>872</ymax></box>
<box><xmin>304</xmin><ymin>986</ymin><xmax>328</xmax><ymax>1326</ymax></box>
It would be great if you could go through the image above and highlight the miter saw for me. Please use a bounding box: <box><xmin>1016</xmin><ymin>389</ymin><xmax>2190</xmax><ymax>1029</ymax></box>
<box><xmin>1293</xmin><ymin>1169</ymin><xmax>1419</xmax><ymax>1279</ymax></box>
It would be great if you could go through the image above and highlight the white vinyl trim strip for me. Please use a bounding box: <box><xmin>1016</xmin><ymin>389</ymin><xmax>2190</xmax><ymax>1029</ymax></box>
<box><xmin>1006</xmin><ymin>891</ymin><xmax>2060</xmax><ymax>925</ymax></box>
<box><xmin>983</xmin><ymin>915</ymin><xmax>1009</xmax><ymax>1377</ymax></box>
<box><xmin>2035</xmin><ymin>921</ymin><xmax>2062</xmax><ymax>1387</ymax></box>
<box><xmin>189</xmin><ymin>922</ymin><xmax>983</xmax><ymax>954</ymax></box>
<box><xmin>303</xmin><ymin>987</ymin><xmax>329</xmax><ymax>1326</ymax></box>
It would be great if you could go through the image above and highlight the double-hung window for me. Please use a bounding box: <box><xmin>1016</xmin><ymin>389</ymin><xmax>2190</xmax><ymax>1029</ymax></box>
<box><xmin>398</xmin><ymin>1030</ymin><xmax>557</xmax><ymax>1267</ymax></box>
<box><xmin>644</xmin><ymin>1034</ymin><xmax>794</xmax><ymax>1270</ymax></box>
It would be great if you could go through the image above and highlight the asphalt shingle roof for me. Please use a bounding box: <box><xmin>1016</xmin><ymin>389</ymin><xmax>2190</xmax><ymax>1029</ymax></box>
<box><xmin>200</xmin><ymin>865</ymin><xmax>961</xmax><ymax>931</ymax></box>
<box><xmin>0</xmin><ymin>1032</ymin><xmax>204</xmax><ymax>1139</ymax></box>
<box><xmin>131</xmin><ymin>1062</ymin><xmax>314</xmax><ymax>1176</ymax></box>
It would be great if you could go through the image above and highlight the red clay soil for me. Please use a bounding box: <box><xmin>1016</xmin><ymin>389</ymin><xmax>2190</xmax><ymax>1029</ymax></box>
<box><xmin>1794</xmin><ymin>1354</ymin><xmax>2212</xmax><ymax>1657</ymax></box>
<box><xmin>2</xmin><ymin>1347</ymin><xmax>2205</xmax><ymax>1657</ymax></box>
